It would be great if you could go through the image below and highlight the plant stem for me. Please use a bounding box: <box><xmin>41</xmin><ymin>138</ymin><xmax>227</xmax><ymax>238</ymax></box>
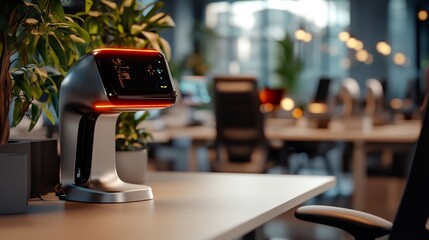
<box><xmin>0</xmin><ymin>11</ymin><xmax>15</xmax><ymax>144</ymax></box>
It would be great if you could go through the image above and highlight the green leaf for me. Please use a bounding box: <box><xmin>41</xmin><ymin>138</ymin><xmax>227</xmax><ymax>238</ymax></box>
<box><xmin>85</xmin><ymin>0</ymin><xmax>94</xmax><ymax>13</ymax></box>
<box><xmin>130</xmin><ymin>24</ymin><xmax>144</xmax><ymax>35</ymax></box>
<box><xmin>88</xmin><ymin>20</ymin><xmax>99</xmax><ymax>34</ymax></box>
<box><xmin>75</xmin><ymin>42</ymin><xmax>87</xmax><ymax>56</ymax></box>
<box><xmin>29</xmin><ymin>34</ymin><xmax>41</xmax><ymax>59</ymax></box>
<box><xmin>50</xmin><ymin>0</ymin><xmax>66</xmax><ymax>22</ymax></box>
<box><xmin>140</xmin><ymin>2</ymin><xmax>163</xmax><ymax>23</ymax></box>
<box><xmin>39</xmin><ymin>0</ymin><xmax>48</xmax><ymax>10</ymax></box>
<box><xmin>158</xmin><ymin>37</ymin><xmax>171</xmax><ymax>60</ymax></box>
<box><xmin>29</xmin><ymin>104</ymin><xmax>42</xmax><ymax>131</ymax></box>
<box><xmin>41</xmin><ymin>103</ymin><xmax>56</xmax><ymax>125</ymax></box>
<box><xmin>37</xmin><ymin>36</ymin><xmax>48</xmax><ymax>64</ymax></box>
<box><xmin>49</xmin><ymin>90</ymin><xmax>59</xmax><ymax>117</ymax></box>
<box><xmin>64</xmin><ymin>21</ymin><xmax>91</xmax><ymax>43</ymax></box>
<box><xmin>141</xmin><ymin>31</ymin><xmax>160</xmax><ymax>50</ymax></box>
<box><xmin>88</xmin><ymin>11</ymin><xmax>102</xmax><ymax>17</ymax></box>
<box><xmin>31</xmin><ymin>85</ymin><xmax>43</xmax><ymax>100</ymax></box>
<box><xmin>11</xmin><ymin>72</ymin><xmax>33</xmax><ymax>100</ymax></box>
<box><xmin>121</xmin><ymin>3</ymin><xmax>137</xmax><ymax>29</ymax></box>
<box><xmin>48</xmin><ymin>33</ymin><xmax>67</xmax><ymax>68</ymax></box>
<box><xmin>23</xmin><ymin>1</ymin><xmax>37</xmax><ymax>8</ymax></box>
<box><xmin>25</xmin><ymin>18</ymin><xmax>39</xmax><ymax>25</ymax></box>
<box><xmin>12</xmin><ymin>99</ymin><xmax>23</xmax><ymax>127</ymax></box>
<box><xmin>70</xmin><ymin>34</ymin><xmax>86</xmax><ymax>44</ymax></box>
<box><xmin>117</xmin><ymin>24</ymin><xmax>124</xmax><ymax>34</ymax></box>
<box><xmin>101</xmin><ymin>0</ymin><xmax>117</xmax><ymax>10</ymax></box>
<box><xmin>49</xmin><ymin>48</ymin><xmax>60</xmax><ymax>67</ymax></box>
<box><xmin>148</xmin><ymin>12</ymin><xmax>165</xmax><ymax>23</ymax></box>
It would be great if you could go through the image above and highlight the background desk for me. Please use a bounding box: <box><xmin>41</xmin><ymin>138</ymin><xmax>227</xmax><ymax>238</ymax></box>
<box><xmin>151</xmin><ymin>119</ymin><xmax>420</xmax><ymax>210</ymax></box>
<box><xmin>0</xmin><ymin>172</ymin><xmax>334</xmax><ymax>240</ymax></box>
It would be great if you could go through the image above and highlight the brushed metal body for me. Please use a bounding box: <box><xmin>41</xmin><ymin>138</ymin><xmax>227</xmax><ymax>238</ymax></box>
<box><xmin>59</xmin><ymin>51</ymin><xmax>174</xmax><ymax>203</ymax></box>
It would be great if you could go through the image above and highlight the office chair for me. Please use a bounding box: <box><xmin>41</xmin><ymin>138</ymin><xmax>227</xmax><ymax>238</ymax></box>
<box><xmin>339</xmin><ymin>77</ymin><xmax>361</xmax><ymax>117</ymax></box>
<box><xmin>365</xmin><ymin>78</ymin><xmax>383</xmax><ymax>116</ymax></box>
<box><xmin>287</xmin><ymin>77</ymin><xmax>336</xmax><ymax>176</ymax></box>
<box><xmin>294</xmin><ymin>98</ymin><xmax>429</xmax><ymax>239</ymax></box>
<box><xmin>212</xmin><ymin>75</ymin><xmax>268</xmax><ymax>173</ymax></box>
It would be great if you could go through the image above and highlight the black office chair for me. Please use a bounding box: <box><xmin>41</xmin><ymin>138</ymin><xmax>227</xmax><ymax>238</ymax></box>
<box><xmin>294</xmin><ymin>104</ymin><xmax>429</xmax><ymax>239</ymax></box>
<box><xmin>212</xmin><ymin>75</ymin><xmax>268</xmax><ymax>173</ymax></box>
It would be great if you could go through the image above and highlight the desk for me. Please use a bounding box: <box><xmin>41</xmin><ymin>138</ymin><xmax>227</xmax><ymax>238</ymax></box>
<box><xmin>267</xmin><ymin>120</ymin><xmax>420</xmax><ymax>209</ymax></box>
<box><xmin>151</xmin><ymin>119</ymin><xmax>420</xmax><ymax>210</ymax></box>
<box><xmin>0</xmin><ymin>172</ymin><xmax>335</xmax><ymax>240</ymax></box>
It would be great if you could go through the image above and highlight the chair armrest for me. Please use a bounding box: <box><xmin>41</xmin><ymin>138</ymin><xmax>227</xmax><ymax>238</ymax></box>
<box><xmin>295</xmin><ymin>205</ymin><xmax>392</xmax><ymax>240</ymax></box>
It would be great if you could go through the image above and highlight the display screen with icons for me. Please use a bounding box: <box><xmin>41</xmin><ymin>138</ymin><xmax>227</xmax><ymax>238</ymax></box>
<box><xmin>94</xmin><ymin>49</ymin><xmax>173</xmax><ymax>96</ymax></box>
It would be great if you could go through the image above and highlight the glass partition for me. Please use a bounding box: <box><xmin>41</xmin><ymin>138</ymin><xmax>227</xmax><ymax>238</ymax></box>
<box><xmin>204</xmin><ymin>0</ymin><xmax>350</xmax><ymax>103</ymax></box>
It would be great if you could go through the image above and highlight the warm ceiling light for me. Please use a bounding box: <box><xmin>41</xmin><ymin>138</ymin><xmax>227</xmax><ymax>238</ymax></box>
<box><xmin>364</xmin><ymin>54</ymin><xmax>374</xmax><ymax>65</ymax></box>
<box><xmin>354</xmin><ymin>40</ymin><xmax>364</xmax><ymax>51</ymax></box>
<box><xmin>355</xmin><ymin>50</ymin><xmax>369</xmax><ymax>62</ymax></box>
<box><xmin>338</xmin><ymin>31</ymin><xmax>350</xmax><ymax>42</ymax></box>
<box><xmin>308</xmin><ymin>103</ymin><xmax>328</xmax><ymax>114</ymax></box>
<box><xmin>292</xmin><ymin>108</ymin><xmax>303</xmax><ymax>119</ymax></box>
<box><xmin>346</xmin><ymin>37</ymin><xmax>358</xmax><ymax>49</ymax></box>
<box><xmin>260</xmin><ymin>103</ymin><xmax>274</xmax><ymax>113</ymax></box>
<box><xmin>376</xmin><ymin>41</ymin><xmax>391</xmax><ymax>55</ymax></box>
<box><xmin>295</xmin><ymin>29</ymin><xmax>306</xmax><ymax>41</ymax></box>
<box><xmin>303</xmin><ymin>32</ymin><xmax>312</xmax><ymax>43</ymax></box>
<box><xmin>390</xmin><ymin>98</ymin><xmax>402</xmax><ymax>109</ymax></box>
<box><xmin>280</xmin><ymin>97</ymin><xmax>295</xmax><ymax>111</ymax></box>
<box><xmin>418</xmin><ymin>10</ymin><xmax>428</xmax><ymax>21</ymax></box>
<box><xmin>393</xmin><ymin>52</ymin><xmax>407</xmax><ymax>66</ymax></box>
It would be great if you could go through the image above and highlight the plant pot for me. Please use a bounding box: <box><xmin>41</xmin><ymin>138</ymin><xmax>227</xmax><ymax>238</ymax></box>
<box><xmin>116</xmin><ymin>149</ymin><xmax>148</xmax><ymax>184</ymax></box>
<box><xmin>0</xmin><ymin>139</ymin><xmax>60</xmax><ymax>198</ymax></box>
<box><xmin>259</xmin><ymin>87</ymin><xmax>286</xmax><ymax>105</ymax></box>
<box><xmin>0</xmin><ymin>153</ymin><xmax>28</xmax><ymax>214</ymax></box>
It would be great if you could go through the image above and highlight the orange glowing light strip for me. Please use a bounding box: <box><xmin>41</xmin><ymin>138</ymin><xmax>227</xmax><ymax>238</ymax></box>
<box><xmin>92</xmin><ymin>48</ymin><xmax>160</xmax><ymax>55</ymax></box>
<box><xmin>94</xmin><ymin>104</ymin><xmax>172</xmax><ymax>109</ymax></box>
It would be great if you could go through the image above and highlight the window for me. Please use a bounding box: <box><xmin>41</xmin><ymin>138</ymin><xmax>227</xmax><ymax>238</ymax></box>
<box><xmin>204</xmin><ymin>0</ymin><xmax>350</xmax><ymax>101</ymax></box>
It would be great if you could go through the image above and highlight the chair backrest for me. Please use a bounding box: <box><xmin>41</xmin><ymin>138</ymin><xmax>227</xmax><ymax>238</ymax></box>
<box><xmin>213</xmin><ymin>75</ymin><xmax>265</xmax><ymax>163</ymax></box>
<box><xmin>307</xmin><ymin>77</ymin><xmax>332</xmax><ymax>120</ymax></box>
<box><xmin>388</xmin><ymin>105</ymin><xmax>429</xmax><ymax>239</ymax></box>
<box><xmin>339</xmin><ymin>78</ymin><xmax>361</xmax><ymax>116</ymax></box>
<box><xmin>313</xmin><ymin>77</ymin><xmax>332</xmax><ymax>103</ymax></box>
<box><xmin>365</xmin><ymin>78</ymin><xmax>384</xmax><ymax>116</ymax></box>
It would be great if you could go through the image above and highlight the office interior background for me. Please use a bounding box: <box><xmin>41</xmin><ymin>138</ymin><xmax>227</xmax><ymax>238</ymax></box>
<box><xmin>150</xmin><ymin>0</ymin><xmax>426</xmax><ymax>238</ymax></box>
<box><xmin>142</xmin><ymin>0</ymin><xmax>424</xmax><ymax>238</ymax></box>
<box><xmin>5</xmin><ymin>0</ymin><xmax>428</xmax><ymax>239</ymax></box>
<box><xmin>160</xmin><ymin>0</ymin><xmax>427</xmax><ymax>104</ymax></box>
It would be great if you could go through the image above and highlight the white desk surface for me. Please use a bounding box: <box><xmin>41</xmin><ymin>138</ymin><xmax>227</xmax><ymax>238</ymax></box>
<box><xmin>0</xmin><ymin>172</ymin><xmax>335</xmax><ymax>240</ymax></box>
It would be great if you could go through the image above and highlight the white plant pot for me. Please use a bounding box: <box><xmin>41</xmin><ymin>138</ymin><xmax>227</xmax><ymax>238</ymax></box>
<box><xmin>115</xmin><ymin>149</ymin><xmax>148</xmax><ymax>184</ymax></box>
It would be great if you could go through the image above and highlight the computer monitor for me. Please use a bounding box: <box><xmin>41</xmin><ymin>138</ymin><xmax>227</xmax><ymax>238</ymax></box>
<box><xmin>179</xmin><ymin>75</ymin><xmax>211</xmax><ymax>106</ymax></box>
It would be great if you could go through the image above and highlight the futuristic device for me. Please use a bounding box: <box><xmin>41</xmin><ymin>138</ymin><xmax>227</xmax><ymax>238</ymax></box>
<box><xmin>59</xmin><ymin>48</ymin><xmax>176</xmax><ymax>203</ymax></box>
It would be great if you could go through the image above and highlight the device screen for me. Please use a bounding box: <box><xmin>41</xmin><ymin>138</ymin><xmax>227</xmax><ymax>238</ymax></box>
<box><xmin>94</xmin><ymin>49</ymin><xmax>173</xmax><ymax>96</ymax></box>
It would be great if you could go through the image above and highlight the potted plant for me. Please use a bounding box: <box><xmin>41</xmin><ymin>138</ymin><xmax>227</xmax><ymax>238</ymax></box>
<box><xmin>0</xmin><ymin>0</ymin><xmax>88</xmax><ymax>142</ymax></box>
<box><xmin>0</xmin><ymin>0</ymin><xmax>89</xmax><ymax>213</ymax></box>
<box><xmin>115</xmin><ymin>111</ymin><xmax>152</xmax><ymax>183</ymax></box>
<box><xmin>260</xmin><ymin>33</ymin><xmax>303</xmax><ymax>115</ymax></box>
<box><xmin>78</xmin><ymin>0</ymin><xmax>175</xmax><ymax>183</ymax></box>
<box><xmin>274</xmin><ymin>33</ymin><xmax>303</xmax><ymax>94</ymax></box>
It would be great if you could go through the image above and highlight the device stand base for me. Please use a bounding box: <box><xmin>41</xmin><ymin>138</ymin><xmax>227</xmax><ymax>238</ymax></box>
<box><xmin>63</xmin><ymin>179</ymin><xmax>153</xmax><ymax>203</ymax></box>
